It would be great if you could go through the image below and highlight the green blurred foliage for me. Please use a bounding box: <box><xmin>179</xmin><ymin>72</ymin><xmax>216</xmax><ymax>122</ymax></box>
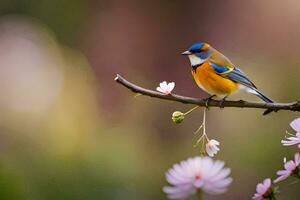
<box><xmin>0</xmin><ymin>0</ymin><xmax>86</xmax><ymax>45</ymax></box>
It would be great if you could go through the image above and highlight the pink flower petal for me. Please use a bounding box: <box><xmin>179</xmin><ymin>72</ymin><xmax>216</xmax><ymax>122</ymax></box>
<box><xmin>210</xmin><ymin>177</ymin><xmax>233</xmax><ymax>188</ymax></box>
<box><xmin>193</xmin><ymin>179</ymin><xmax>205</xmax><ymax>188</ymax></box>
<box><xmin>277</xmin><ymin>170</ymin><xmax>289</xmax><ymax>176</ymax></box>
<box><xmin>168</xmin><ymin>82</ymin><xmax>175</xmax><ymax>92</ymax></box>
<box><xmin>163</xmin><ymin>185</ymin><xmax>195</xmax><ymax>199</ymax></box>
<box><xmin>284</xmin><ymin>160</ymin><xmax>296</xmax><ymax>171</ymax></box>
<box><xmin>160</xmin><ymin>81</ymin><xmax>167</xmax><ymax>88</ymax></box>
<box><xmin>262</xmin><ymin>178</ymin><xmax>271</xmax><ymax>187</ymax></box>
<box><xmin>210</xmin><ymin>168</ymin><xmax>231</xmax><ymax>182</ymax></box>
<box><xmin>256</xmin><ymin>184</ymin><xmax>265</xmax><ymax>194</ymax></box>
<box><xmin>281</xmin><ymin>139</ymin><xmax>300</xmax><ymax>146</ymax></box>
<box><xmin>290</xmin><ymin>118</ymin><xmax>300</xmax><ymax>132</ymax></box>
<box><xmin>156</xmin><ymin>87</ymin><xmax>165</xmax><ymax>93</ymax></box>
<box><xmin>285</xmin><ymin>137</ymin><xmax>300</xmax><ymax>141</ymax></box>
<box><xmin>274</xmin><ymin>174</ymin><xmax>290</xmax><ymax>183</ymax></box>
<box><xmin>252</xmin><ymin>194</ymin><xmax>263</xmax><ymax>200</ymax></box>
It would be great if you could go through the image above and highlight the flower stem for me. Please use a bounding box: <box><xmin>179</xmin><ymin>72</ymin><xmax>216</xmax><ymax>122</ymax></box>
<box><xmin>197</xmin><ymin>190</ymin><xmax>202</xmax><ymax>200</ymax></box>
<box><xmin>184</xmin><ymin>105</ymin><xmax>199</xmax><ymax>116</ymax></box>
<box><xmin>202</xmin><ymin>108</ymin><xmax>207</xmax><ymax>135</ymax></box>
<box><xmin>194</xmin><ymin>108</ymin><xmax>209</xmax><ymax>152</ymax></box>
<box><xmin>270</xmin><ymin>196</ymin><xmax>277</xmax><ymax>200</ymax></box>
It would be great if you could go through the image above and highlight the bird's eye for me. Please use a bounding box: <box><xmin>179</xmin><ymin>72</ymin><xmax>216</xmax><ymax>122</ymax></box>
<box><xmin>190</xmin><ymin>49</ymin><xmax>203</xmax><ymax>54</ymax></box>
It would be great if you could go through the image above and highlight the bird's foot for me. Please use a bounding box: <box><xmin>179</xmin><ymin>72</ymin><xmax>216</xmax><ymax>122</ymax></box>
<box><xmin>204</xmin><ymin>95</ymin><xmax>216</xmax><ymax>108</ymax></box>
<box><xmin>219</xmin><ymin>96</ymin><xmax>227</xmax><ymax>108</ymax></box>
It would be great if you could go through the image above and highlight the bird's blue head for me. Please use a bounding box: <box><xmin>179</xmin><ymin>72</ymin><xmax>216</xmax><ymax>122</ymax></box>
<box><xmin>182</xmin><ymin>42</ymin><xmax>212</xmax><ymax>67</ymax></box>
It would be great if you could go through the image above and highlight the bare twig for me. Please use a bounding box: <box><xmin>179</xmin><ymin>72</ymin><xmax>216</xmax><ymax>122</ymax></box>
<box><xmin>114</xmin><ymin>74</ymin><xmax>300</xmax><ymax>114</ymax></box>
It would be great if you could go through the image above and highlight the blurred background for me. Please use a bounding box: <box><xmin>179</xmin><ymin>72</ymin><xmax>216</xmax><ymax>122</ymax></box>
<box><xmin>0</xmin><ymin>0</ymin><xmax>299</xmax><ymax>199</ymax></box>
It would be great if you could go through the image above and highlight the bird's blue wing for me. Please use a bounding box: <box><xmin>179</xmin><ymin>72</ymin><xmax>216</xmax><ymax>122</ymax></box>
<box><xmin>210</xmin><ymin>62</ymin><xmax>257</xmax><ymax>89</ymax></box>
<box><xmin>210</xmin><ymin>62</ymin><xmax>230</xmax><ymax>73</ymax></box>
<box><xmin>226</xmin><ymin>67</ymin><xmax>257</xmax><ymax>89</ymax></box>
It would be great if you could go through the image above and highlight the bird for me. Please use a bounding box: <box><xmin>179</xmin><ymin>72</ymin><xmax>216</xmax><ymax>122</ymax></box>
<box><xmin>181</xmin><ymin>42</ymin><xmax>274</xmax><ymax>113</ymax></box>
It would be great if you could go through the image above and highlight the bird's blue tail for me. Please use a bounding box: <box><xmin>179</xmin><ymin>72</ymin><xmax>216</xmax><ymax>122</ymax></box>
<box><xmin>253</xmin><ymin>89</ymin><xmax>273</xmax><ymax>103</ymax></box>
<box><xmin>248</xmin><ymin>88</ymin><xmax>274</xmax><ymax>115</ymax></box>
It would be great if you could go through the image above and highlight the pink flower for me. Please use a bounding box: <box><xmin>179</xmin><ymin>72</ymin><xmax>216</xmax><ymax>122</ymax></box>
<box><xmin>156</xmin><ymin>81</ymin><xmax>175</xmax><ymax>95</ymax></box>
<box><xmin>252</xmin><ymin>178</ymin><xmax>274</xmax><ymax>200</ymax></box>
<box><xmin>206</xmin><ymin>139</ymin><xmax>220</xmax><ymax>157</ymax></box>
<box><xmin>274</xmin><ymin>152</ymin><xmax>300</xmax><ymax>183</ymax></box>
<box><xmin>281</xmin><ymin>118</ymin><xmax>300</xmax><ymax>148</ymax></box>
<box><xmin>163</xmin><ymin>157</ymin><xmax>232</xmax><ymax>199</ymax></box>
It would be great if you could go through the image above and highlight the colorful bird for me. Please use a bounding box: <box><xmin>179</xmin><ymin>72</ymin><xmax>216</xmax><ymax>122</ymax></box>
<box><xmin>181</xmin><ymin>42</ymin><xmax>273</xmax><ymax>108</ymax></box>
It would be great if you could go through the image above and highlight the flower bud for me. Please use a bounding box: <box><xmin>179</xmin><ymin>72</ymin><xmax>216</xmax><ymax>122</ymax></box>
<box><xmin>172</xmin><ymin>111</ymin><xmax>185</xmax><ymax>124</ymax></box>
<box><xmin>206</xmin><ymin>139</ymin><xmax>220</xmax><ymax>157</ymax></box>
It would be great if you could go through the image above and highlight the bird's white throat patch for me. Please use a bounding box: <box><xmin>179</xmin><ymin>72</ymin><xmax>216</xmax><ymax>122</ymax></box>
<box><xmin>187</xmin><ymin>54</ymin><xmax>205</xmax><ymax>66</ymax></box>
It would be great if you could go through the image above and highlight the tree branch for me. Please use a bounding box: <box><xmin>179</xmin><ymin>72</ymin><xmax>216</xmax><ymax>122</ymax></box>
<box><xmin>114</xmin><ymin>74</ymin><xmax>300</xmax><ymax>114</ymax></box>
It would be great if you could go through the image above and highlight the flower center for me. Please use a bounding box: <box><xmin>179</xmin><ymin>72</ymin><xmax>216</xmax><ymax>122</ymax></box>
<box><xmin>292</xmin><ymin>165</ymin><xmax>300</xmax><ymax>177</ymax></box>
<box><xmin>262</xmin><ymin>187</ymin><xmax>273</xmax><ymax>198</ymax></box>
<box><xmin>195</xmin><ymin>175</ymin><xmax>201</xmax><ymax>180</ymax></box>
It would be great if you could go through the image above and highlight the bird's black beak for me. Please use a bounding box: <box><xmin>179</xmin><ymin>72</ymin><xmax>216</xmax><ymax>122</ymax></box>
<box><xmin>181</xmin><ymin>51</ymin><xmax>191</xmax><ymax>55</ymax></box>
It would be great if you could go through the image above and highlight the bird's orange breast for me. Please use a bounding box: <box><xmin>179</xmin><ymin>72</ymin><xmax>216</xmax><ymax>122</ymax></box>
<box><xmin>191</xmin><ymin>62</ymin><xmax>239</xmax><ymax>96</ymax></box>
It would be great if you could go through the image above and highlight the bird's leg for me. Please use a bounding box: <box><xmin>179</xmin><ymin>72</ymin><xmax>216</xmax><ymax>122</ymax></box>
<box><xmin>219</xmin><ymin>96</ymin><xmax>228</xmax><ymax>108</ymax></box>
<box><xmin>203</xmin><ymin>95</ymin><xmax>216</xmax><ymax>108</ymax></box>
